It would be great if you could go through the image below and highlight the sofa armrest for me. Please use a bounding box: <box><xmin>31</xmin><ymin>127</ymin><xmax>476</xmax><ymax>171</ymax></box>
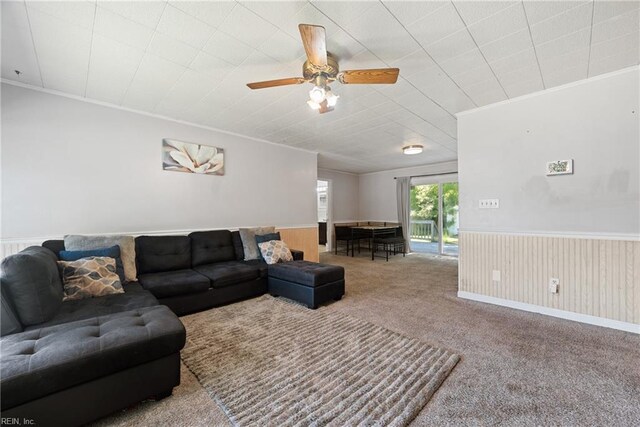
<box><xmin>290</xmin><ymin>249</ymin><xmax>304</xmax><ymax>261</ymax></box>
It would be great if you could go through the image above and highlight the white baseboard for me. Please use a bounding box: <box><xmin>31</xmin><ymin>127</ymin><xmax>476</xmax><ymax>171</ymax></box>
<box><xmin>457</xmin><ymin>291</ymin><xmax>640</xmax><ymax>334</ymax></box>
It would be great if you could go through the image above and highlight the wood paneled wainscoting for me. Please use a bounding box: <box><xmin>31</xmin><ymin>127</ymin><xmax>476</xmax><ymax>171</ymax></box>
<box><xmin>458</xmin><ymin>231</ymin><xmax>640</xmax><ymax>333</ymax></box>
<box><xmin>277</xmin><ymin>226</ymin><xmax>319</xmax><ymax>262</ymax></box>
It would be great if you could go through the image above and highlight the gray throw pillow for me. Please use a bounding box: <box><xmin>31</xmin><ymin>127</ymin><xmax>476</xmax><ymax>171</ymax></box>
<box><xmin>64</xmin><ymin>235</ymin><xmax>137</xmax><ymax>281</ymax></box>
<box><xmin>0</xmin><ymin>246</ymin><xmax>64</xmax><ymax>326</ymax></box>
<box><xmin>239</xmin><ymin>226</ymin><xmax>276</xmax><ymax>260</ymax></box>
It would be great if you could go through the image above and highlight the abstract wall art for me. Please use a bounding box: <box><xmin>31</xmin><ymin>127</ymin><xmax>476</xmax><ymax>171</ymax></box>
<box><xmin>162</xmin><ymin>139</ymin><xmax>224</xmax><ymax>175</ymax></box>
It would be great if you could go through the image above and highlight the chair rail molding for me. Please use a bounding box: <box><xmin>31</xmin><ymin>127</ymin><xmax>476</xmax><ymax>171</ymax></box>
<box><xmin>1</xmin><ymin>225</ymin><xmax>320</xmax><ymax>261</ymax></box>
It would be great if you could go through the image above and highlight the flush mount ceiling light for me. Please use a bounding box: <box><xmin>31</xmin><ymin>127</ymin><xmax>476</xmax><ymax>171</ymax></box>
<box><xmin>246</xmin><ymin>24</ymin><xmax>399</xmax><ymax>115</ymax></box>
<box><xmin>403</xmin><ymin>145</ymin><xmax>423</xmax><ymax>155</ymax></box>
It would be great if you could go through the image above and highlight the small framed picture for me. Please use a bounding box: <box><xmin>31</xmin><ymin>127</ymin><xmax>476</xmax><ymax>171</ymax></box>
<box><xmin>546</xmin><ymin>159</ymin><xmax>573</xmax><ymax>176</ymax></box>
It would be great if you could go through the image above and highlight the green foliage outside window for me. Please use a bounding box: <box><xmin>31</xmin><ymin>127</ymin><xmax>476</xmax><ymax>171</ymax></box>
<box><xmin>410</xmin><ymin>183</ymin><xmax>459</xmax><ymax>242</ymax></box>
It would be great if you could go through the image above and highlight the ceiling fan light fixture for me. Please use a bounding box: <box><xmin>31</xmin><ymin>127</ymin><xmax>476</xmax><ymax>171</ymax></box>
<box><xmin>403</xmin><ymin>144</ymin><xmax>423</xmax><ymax>155</ymax></box>
<box><xmin>325</xmin><ymin>87</ymin><xmax>339</xmax><ymax>107</ymax></box>
<box><xmin>307</xmin><ymin>100</ymin><xmax>322</xmax><ymax>110</ymax></box>
<box><xmin>245</xmin><ymin>24</ymin><xmax>401</xmax><ymax>116</ymax></box>
<box><xmin>309</xmin><ymin>86</ymin><xmax>326</xmax><ymax>103</ymax></box>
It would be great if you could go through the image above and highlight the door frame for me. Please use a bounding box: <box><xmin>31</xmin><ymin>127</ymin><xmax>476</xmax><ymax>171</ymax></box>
<box><xmin>326</xmin><ymin>179</ymin><xmax>333</xmax><ymax>252</ymax></box>
<box><xmin>317</xmin><ymin>179</ymin><xmax>332</xmax><ymax>252</ymax></box>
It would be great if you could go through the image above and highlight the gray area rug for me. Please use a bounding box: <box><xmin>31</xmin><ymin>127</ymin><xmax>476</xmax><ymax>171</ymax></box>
<box><xmin>180</xmin><ymin>295</ymin><xmax>460</xmax><ymax>426</ymax></box>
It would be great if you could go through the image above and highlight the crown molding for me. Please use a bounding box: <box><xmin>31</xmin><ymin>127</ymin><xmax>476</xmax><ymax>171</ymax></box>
<box><xmin>358</xmin><ymin>159</ymin><xmax>459</xmax><ymax>176</ymax></box>
<box><xmin>318</xmin><ymin>168</ymin><xmax>359</xmax><ymax>177</ymax></box>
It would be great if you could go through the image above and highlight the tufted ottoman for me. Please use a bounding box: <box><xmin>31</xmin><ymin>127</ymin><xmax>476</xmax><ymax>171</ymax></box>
<box><xmin>267</xmin><ymin>261</ymin><xmax>345</xmax><ymax>309</ymax></box>
<box><xmin>0</xmin><ymin>305</ymin><xmax>185</xmax><ymax>426</ymax></box>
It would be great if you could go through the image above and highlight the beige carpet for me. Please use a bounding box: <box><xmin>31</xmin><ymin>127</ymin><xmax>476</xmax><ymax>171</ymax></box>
<box><xmin>93</xmin><ymin>252</ymin><xmax>640</xmax><ymax>426</ymax></box>
<box><xmin>179</xmin><ymin>295</ymin><xmax>459</xmax><ymax>426</ymax></box>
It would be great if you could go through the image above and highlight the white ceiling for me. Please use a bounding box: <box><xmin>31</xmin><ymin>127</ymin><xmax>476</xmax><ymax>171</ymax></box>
<box><xmin>2</xmin><ymin>1</ymin><xmax>639</xmax><ymax>173</ymax></box>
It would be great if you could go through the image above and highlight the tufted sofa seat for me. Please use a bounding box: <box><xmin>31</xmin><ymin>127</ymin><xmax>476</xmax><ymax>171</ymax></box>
<box><xmin>24</xmin><ymin>282</ymin><xmax>158</xmax><ymax>330</ymax></box>
<box><xmin>1</xmin><ymin>305</ymin><xmax>185</xmax><ymax>410</ymax></box>
<box><xmin>194</xmin><ymin>261</ymin><xmax>261</xmax><ymax>288</ymax></box>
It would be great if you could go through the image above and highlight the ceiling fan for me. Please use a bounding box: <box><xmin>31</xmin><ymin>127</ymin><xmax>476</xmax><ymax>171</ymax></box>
<box><xmin>246</xmin><ymin>24</ymin><xmax>400</xmax><ymax>114</ymax></box>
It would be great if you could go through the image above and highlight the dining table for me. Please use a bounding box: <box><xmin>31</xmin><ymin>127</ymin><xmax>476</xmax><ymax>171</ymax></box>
<box><xmin>351</xmin><ymin>225</ymin><xmax>398</xmax><ymax>260</ymax></box>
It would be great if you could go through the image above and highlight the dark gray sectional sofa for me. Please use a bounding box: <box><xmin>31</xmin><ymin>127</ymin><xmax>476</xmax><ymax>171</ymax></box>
<box><xmin>43</xmin><ymin>229</ymin><xmax>303</xmax><ymax>315</ymax></box>
<box><xmin>0</xmin><ymin>229</ymin><xmax>303</xmax><ymax>426</ymax></box>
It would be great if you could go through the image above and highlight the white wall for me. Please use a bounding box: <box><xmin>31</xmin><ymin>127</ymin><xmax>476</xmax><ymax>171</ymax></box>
<box><xmin>456</xmin><ymin>67</ymin><xmax>640</xmax><ymax>331</ymax></box>
<box><xmin>458</xmin><ymin>67</ymin><xmax>639</xmax><ymax>237</ymax></box>
<box><xmin>317</xmin><ymin>168</ymin><xmax>359</xmax><ymax>223</ymax></box>
<box><xmin>1</xmin><ymin>84</ymin><xmax>318</xmax><ymax>239</ymax></box>
<box><xmin>358</xmin><ymin>161</ymin><xmax>458</xmax><ymax>221</ymax></box>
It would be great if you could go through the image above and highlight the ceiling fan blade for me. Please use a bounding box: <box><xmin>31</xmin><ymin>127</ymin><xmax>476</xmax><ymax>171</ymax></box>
<box><xmin>318</xmin><ymin>99</ymin><xmax>334</xmax><ymax>114</ymax></box>
<box><xmin>246</xmin><ymin>77</ymin><xmax>306</xmax><ymax>90</ymax></box>
<box><xmin>298</xmin><ymin>24</ymin><xmax>327</xmax><ymax>67</ymax></box>
<box><xmin>338</xmin><ymin>68</ymin><xmax>400</xmax><ymax>84</ymax></box>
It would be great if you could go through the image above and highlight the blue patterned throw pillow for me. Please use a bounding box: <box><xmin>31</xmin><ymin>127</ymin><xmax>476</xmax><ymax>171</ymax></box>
<box><xmin>59</xmin><ymin>245</ymin><xmax>125</xmax><ymax>283</ymax></box>
<box><xmin>255</xmin><ymin>232</ymin><xmax>280</xmax><ymax>245</ymax></box>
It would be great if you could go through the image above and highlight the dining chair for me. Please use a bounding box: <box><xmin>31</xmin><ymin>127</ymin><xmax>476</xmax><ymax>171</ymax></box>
<box><xmin>334</xmin><ymin>225</ymin><xmax>356</xmax><ymax>256</ymax></box>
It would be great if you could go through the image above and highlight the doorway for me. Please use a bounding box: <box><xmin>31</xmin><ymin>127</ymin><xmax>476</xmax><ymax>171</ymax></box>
<box><xmin>409</xmin><ymin>179</ymin><xmax>459</xmax><ymax>256</ymax></box>
<box><xmin>317</xmin><ymin>180</ymin><xmax>330</xmax><ymax>253</ymax></box>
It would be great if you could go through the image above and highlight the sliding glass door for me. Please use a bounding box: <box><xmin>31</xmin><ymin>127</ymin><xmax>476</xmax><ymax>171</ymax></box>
<box><xmin>409</xmin><ymin>179</ymin><xmax>458</xmax><ymax>256</ymax></box>
<box><xmin>410</xmin><ymin>184</ymin><xmax>440</xmax><ymax>254</ymax></box>
<box><xmin>441</xmin><ymin>182</ymin><xmax>459</xmax><ymax>256</ymax></box>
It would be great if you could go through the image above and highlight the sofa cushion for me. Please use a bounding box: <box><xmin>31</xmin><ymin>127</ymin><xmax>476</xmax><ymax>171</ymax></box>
<box><xmin>189</xmin><ymin>230</ymin><xmax>236</xmax><ymax>266</ymax></box>
<box><xmin>290</xmin><ymin>249</ymin><xmax>304</xmax><ymax>261</ymax></box>
<box><xmin>24</xmin><ymin>283</ymin><xmax>158</xmax><ymax>330</ymax></box>
<box><xmin>231</xmin><ymin>231</ymin><xmax>244</xmax><ymax>261</ymax></box>
<box><xmin>41</xmin><ymin>240</ymin><xmax>65</xmax><ymax>258</ymax></box>
<box><xmin>64</xmin><ymin>235</ymin><xmax>137</xmax><ymax>282</ymax></box>
<box><xmin>0</xmin><ymin>305</ymin><xmax>185</xmax><ymax>410</ymax></box>
<box><xmin>0</xmin><ymin>247</ymin><xmax>63</xmax><ymax>326</ymax></box>
<box><xmin>267</xmin><ymin>260</ymin><xmax>345</xmax><ymax>287</ymax></box>
<box><xmin>59</xmin><ymin>245</ymin><xmax>125</xmax><ymax>283</ymax></box>
<box><xmin>1</xmin><ymin>292</ymin><xmax>22</xmax><ymax>337</ymax></box>
<box><xmin>194</xmin><ymin>261</ymin><xmax>260</xmax><ymax>288</ymax></box>
<box><xmin>138</xmin><ymin>269</ymin><xmax>210</xmax><ymax>298</ymax></box>
<box><xmin>135</xmin><ymin>236</ymin><xmax>191</xmax><ymax>275</ymax></box>
<box><xmin>243</xmin><ymin>259</ymin><xmax>268</xmax><ymax>278</ymax></box>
